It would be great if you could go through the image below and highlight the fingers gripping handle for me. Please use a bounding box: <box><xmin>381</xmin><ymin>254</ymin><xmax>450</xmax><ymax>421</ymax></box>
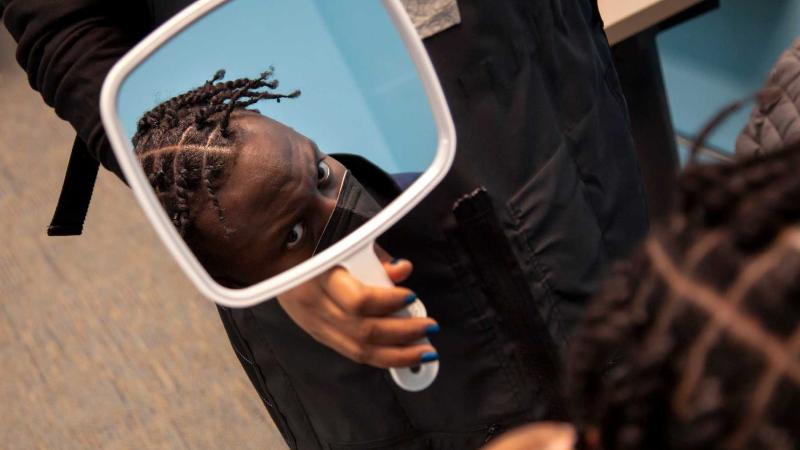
<box><xmin>339</xmin><ymin>243</ymin><xmax>439</xmax><ymax>391</ymax></box>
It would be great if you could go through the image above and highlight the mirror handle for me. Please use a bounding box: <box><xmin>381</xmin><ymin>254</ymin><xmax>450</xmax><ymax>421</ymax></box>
<box><xmin>339</xmin><ymin>243</ymin><xmax>439</xmax><ymax>391</ymax></box>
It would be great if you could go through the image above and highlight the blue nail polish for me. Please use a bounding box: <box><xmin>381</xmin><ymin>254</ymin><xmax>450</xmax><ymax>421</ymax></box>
<box><xmin>404</xmin><ymin>293</ymin><xmax>417</xmax><ymax>305</ymax></box>
<box><xmin>420</xmin><ymin>352</ymin><xmax>439</xmax><ymax>363</ymax></box>
<box><xmin>425</xmin><ymin>323</ymin><xmax>440</xmax><ymax>336</ymax></box>
<box><xmin>391</xmin><ymin>257</ymin><xmax>401</xmax><ymax>264</ymax></box>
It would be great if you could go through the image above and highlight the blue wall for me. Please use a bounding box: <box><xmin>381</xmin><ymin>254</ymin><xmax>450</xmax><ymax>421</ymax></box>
<box><xmin>658</xmin><ymin>0</ymin><xmax>800</xmax><ymax>162</ymax></box>
<box><xmin>117</xmin><ymin>0</ymin><xmax>437</xmax><ymax>174</ymax></box>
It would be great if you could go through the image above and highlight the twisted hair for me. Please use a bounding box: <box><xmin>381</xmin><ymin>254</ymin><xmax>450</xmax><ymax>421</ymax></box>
<box><xmin>567</xmin><ymin>139</ymin><xmax>800</xmax><ymax>450</ymax></box>
<box><xmin>132</xmin><ymin>68</ymin><xmax>300</xmax><ymax>240</ymax></box>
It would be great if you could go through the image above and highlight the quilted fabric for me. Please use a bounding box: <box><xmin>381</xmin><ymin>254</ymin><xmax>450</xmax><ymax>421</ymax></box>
<box><xmin>400</xmin><ymin>0</ymin><xmax>461</xmax><ymax>39</ymax></box>
<box><xmin>737</xmin><ymin>38</ymin><xmax>800</xmax><ymax>156</ymax></box>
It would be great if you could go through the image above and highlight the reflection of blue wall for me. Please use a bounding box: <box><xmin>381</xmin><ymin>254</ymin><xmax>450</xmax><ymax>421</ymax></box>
<box><xmin>658</xmin><ymin>0</ymin><xmax>800</xmax><ymax>161</ymax></box>
<box><xmin>312</xmin><ymin>0</ymin><xmax>434</xmax><ymax>174</ymax></box>
<box><xmin>118</xmin><ymin>0</ymin><xmax>437</xmax><ymax>173</ymax></box>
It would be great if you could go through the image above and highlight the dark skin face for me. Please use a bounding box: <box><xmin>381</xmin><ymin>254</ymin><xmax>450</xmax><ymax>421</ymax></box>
<box><xmin>192</xmin><ymin>112</ymin><xmax>347</xmax><ymax>286</ymax></box>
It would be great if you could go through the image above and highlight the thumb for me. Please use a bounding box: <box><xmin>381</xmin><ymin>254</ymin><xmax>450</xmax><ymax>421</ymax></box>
<box><xmin>374</xmin><ymin>244</ymin><xmax>413</xmax><ymax>282</ymax></box>
<box><xmin>383</xmin><ymin>258</ymin><xmax>413</xmax><ymax>283</ymax></box>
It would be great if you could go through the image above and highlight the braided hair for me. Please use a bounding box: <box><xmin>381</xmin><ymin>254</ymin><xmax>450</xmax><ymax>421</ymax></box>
<box><xmin>567</xmin><ymin>138</ymin><xmax>800</xmax><ymax>449</ymax></box>
<box><xmin>132</xmin><ymin>69</ymin><xmax>299</xmax><ymax>243</ymax></box>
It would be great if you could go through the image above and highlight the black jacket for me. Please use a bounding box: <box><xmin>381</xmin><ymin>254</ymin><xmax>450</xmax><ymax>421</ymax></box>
<box><xmin>2</xmin><ymin>1</ymin><xmax>648</xmax><ymax>448</ymax></box>
<box><xmin>1</xmin><ymin>0</ymin><xmax>154</xmax><ymax>176</ymax></box>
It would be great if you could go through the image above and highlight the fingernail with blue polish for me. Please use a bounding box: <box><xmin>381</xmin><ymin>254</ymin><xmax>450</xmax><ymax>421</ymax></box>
<box><xmin>391</xmin><ymin>257</ymin><xmax>401</xmax><ymax>265</ymax></box>
<box><xmin>404</xmin><ymin>293</ymin><xmax>417</xmax><ymax>305</ymax></box>
<box><xmin>420</xmin><ymin>352</ymin><xmax>439</xmax><ymax>363</ymax></box>
<box><xmin>425</xmin><ymin>323</ymin><xmax>440</xmax><ymax>336</ymax></box>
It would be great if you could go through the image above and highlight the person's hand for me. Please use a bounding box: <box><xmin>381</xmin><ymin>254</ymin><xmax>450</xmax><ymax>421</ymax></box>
<box><xmin>481</xmin><ymin>422</ymin><xmax>576</xmax><ymax>450</ymax></box>
<box><xmin>276</xmin><ymin>253</ymin><xmax>439</xmax><ymax>369</ymax></box>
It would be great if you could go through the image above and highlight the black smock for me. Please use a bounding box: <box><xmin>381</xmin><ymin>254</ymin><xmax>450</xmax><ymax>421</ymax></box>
<box><xmin>2</xmin><ymin>0</ymin><xmax>648</xmax><ymax>448</ymax></box>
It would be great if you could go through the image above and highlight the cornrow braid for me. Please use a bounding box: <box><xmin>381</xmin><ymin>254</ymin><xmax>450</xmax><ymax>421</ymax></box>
<box><xmin>567</xmin><ymin>139</ymin><xmax>800</xmax><ymax>450</ymax></box>
<box><xmin>132</xmin><ymin>69</ymin><xmax>300</xmax><ymax>241</ymax></box>
<box><xmin>677</xmin><ymin>145</ymin><xmax>800</xmax><ymax>249</ymax></box>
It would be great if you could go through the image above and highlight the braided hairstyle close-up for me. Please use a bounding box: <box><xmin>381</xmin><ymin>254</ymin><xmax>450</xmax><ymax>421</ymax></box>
<box><xmin>132</xmin><ymin>68</ymin><xmax>299</xmax><ymax>245</ymax></box>
<box><xmin>566</xmin><ymin>139</ymin><xmax>800</xmax><ymax>450</ymax></box>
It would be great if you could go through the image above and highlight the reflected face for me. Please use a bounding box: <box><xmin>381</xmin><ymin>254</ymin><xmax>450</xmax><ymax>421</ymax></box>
<box><xmin>193</xmin><ymin>111</ymin><xmax>347</xmax><ymax>286</ymax></box>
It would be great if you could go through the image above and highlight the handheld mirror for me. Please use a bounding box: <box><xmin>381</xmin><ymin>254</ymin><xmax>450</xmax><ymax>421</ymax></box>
<box><xmin>100</xmin><ymin>0</ymin><xmax>455</xmax><ymax>391</ymax></box>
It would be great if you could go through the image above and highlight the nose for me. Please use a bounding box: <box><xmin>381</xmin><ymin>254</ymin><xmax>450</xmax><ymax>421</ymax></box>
<box><xmin>315</xmin><ymin>170</ymin><xmax>343</xmax><ymax>218</ymax></box>
<box><xmin>312</xmin><ymin>189</ymin><xmax>338</xmax><ymax>229</ymax></box>
<box><xmin>318</xmin><ymin>189</ymin><xmax>337</xmax><ymax>207</ymax></box>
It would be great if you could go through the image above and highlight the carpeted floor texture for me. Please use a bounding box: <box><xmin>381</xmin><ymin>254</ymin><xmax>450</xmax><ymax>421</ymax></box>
<box><xmin>0</xmin><ymin>28</ymin><xmax>288</xmax><ymax>449</ymax></box>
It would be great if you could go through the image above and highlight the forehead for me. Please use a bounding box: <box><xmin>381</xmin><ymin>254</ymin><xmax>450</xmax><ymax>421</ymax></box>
<box><xmin>209</xmin><ymin>113</ymin><xmax>314</xmax><ymax>225</ymax></box>
<box><xmin>236</xmin><ymin>112</ymin><xmax>302</xmax><ymax>163</ymax></box>
<box><xmin>226</xmin><ymin>112</ymin><xmax>310</xmax><ymax>191</ymax></box>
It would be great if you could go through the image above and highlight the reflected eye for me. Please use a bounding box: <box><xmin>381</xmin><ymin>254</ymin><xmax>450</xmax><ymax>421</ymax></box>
<box><xmin>286</xmin><ymin>222</ymin><xmax>305</xmax><ymax>249</ymax></box>
<box><xmin>317</xmin><ymin>160</ymin><xmax>331</xmax><ymax>186</ymax></box>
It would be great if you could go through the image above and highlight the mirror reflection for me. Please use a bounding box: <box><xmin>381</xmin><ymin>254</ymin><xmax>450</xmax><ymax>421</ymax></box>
<box><xmin>117</xmin><ymin>0</ymin><xmax>438</xmax><ymax>287</ymax></box>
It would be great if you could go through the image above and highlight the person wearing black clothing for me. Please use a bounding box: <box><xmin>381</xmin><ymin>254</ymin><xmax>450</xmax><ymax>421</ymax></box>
<box><xmin>1</xmin><ymin>1</ymin><xmax>648</xmax><ymax>448</ymax></box>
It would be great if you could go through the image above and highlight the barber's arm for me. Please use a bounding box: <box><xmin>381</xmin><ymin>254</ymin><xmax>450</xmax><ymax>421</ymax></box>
<box><xmin>1</xmin><ymin>0</ymin><xmax>149</xmax><ymax>178</ymax></box>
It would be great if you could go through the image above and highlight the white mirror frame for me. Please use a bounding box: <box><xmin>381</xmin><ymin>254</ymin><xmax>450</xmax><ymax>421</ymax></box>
<box><xmin>100</xmin><ymin>0</ymin><xmax>456</xmax><ymax>308</ymax></box>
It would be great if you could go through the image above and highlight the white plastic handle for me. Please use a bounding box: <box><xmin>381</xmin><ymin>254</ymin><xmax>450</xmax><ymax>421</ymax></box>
<box><xmin>339</xmin><ymin>242</ymin><xmax>439</xmax><ymax>391</ymax></box>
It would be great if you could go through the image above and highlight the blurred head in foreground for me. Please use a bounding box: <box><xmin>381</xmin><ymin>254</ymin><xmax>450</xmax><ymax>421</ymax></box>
<box><xmin>486</xmin><ymin>134</ymin><xmax>800</xmax><ymax>450</ymax></box>
<box><xmin>566</xmin><ymin>139</ymin><xmax>800</xmax><ymax>450</ymax></box>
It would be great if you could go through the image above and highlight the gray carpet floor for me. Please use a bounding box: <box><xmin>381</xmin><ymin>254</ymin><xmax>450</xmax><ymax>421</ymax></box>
<box><xmin>0</xmin><ymin>28</ymin><xmax>287</xmax><ymax>449</ymax></box>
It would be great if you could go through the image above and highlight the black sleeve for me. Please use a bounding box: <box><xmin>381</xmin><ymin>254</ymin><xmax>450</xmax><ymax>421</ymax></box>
<box><xmin>1</xmin><ymin>0</ymin><xmax>150</xmax><ymax>179</ymax></box>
